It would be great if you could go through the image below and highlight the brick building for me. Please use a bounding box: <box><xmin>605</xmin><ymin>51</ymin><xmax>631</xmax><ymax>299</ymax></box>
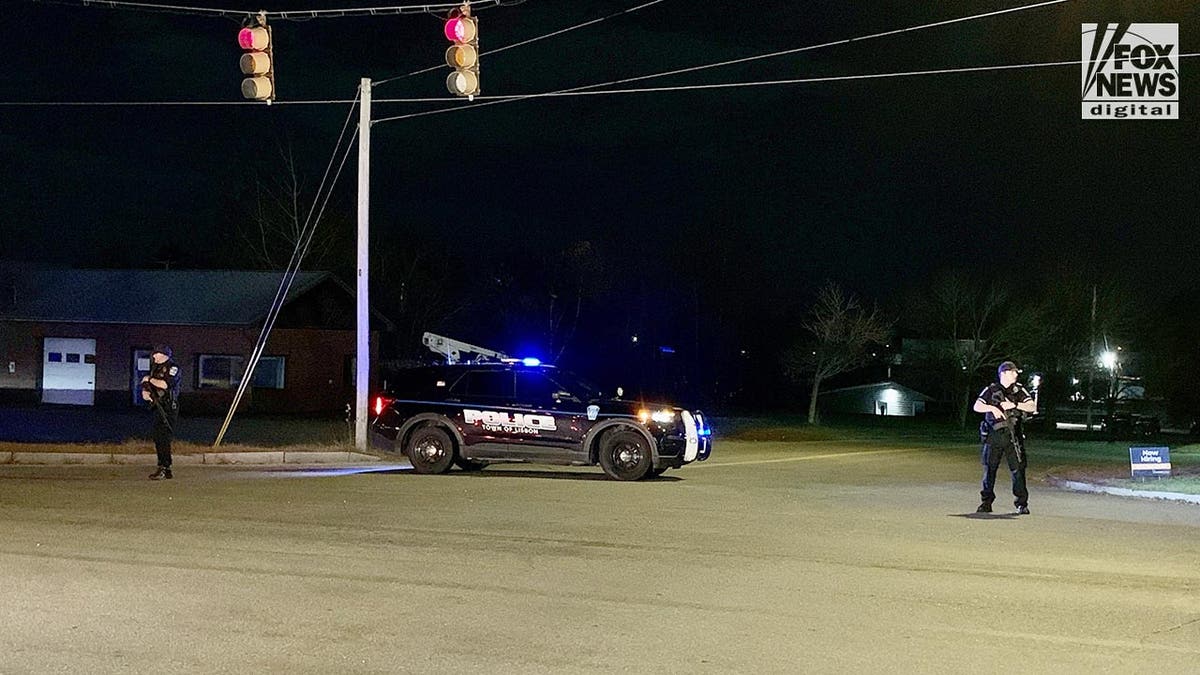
<box><xmin>0</xmin><ymin>267</ymin><xmax>391</xmax><ymax>414</ymax></box>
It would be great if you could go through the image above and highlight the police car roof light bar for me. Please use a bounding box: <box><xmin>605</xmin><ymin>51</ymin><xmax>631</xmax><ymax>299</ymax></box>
<box><xmin>422</xmin><ymin>331</ymin><xmax>508</xmax><ymax>365</ymax></box>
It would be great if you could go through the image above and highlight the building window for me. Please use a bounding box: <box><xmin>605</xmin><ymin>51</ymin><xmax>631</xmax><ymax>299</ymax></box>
<box><xmin>47</xmin><ymin>352</ymin><xmax>62</xmax><ymax>363</ymax></box>
<box><xmin>252</xmin><ymin>356</ymin><xmax>286</xmax><ymax>389</ymax></box>
<box><xmin>198</xmin><ymin>355</ymin><xmax>244</xmax><ymax>390</ymax></box>
<box><xmin>66</xmin><ymin>353</ymin><xmax>80</xmax><ymax>363</ymax></box>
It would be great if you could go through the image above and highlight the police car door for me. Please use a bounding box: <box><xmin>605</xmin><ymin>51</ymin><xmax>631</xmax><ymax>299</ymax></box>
<box><xmin>453</xmin><ymin>369</ymin><xmax>518</xmax><ymax>458</ymax></box>
<box><xmin>512</xmin><ymin>369</ymin><xmax>586</xmax><ymax>462</ymax></box>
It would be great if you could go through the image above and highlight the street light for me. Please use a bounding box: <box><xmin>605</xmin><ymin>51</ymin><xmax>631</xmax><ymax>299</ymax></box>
<box><xmin>1100</xmin><ymin>351</ymin><xmax>1117</xmax><ymax>370</ymax></box>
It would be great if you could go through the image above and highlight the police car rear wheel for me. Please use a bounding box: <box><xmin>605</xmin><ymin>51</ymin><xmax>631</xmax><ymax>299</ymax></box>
<box><xmin>599</xmin><ymin>430</ymin><xmax>652</xmax><ymax>481</ymax></box>
<box><xmin>406</xmin><ymin>426</ymin><xmax>454</xmax><ymax>474</ymax></box>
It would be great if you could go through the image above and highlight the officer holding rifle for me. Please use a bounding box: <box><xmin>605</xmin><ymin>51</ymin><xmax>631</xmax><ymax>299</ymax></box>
<box><xmin>973</xmin><ymin>361</ymin><xmax>1037</xmax><ymax>514</ymax></box>
<box><xmin>142</xmin><ymin>345</ymin><xmax>181</xmax><ymax>480</ymax></box>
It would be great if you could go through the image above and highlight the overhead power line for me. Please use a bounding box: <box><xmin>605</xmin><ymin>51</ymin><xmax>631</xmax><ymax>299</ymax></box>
<box><xmin>2</xmin><ymin>0</ymin><xmax>668</xmax><ymax>104</ymax></box>
<box><xmin>376</xmin><ymin>0</ymin><xmax>1072</xmax><ymax>90</ymax></box>
<box><xmin>368</xmin><ymin>52</ymin><xmax>1199</xmax><ymax>122</ymax></box>
<box><xmin>471</xmin><ymin>54</ymin><xmax>1200</xmax><ymax>99</ymax></box>
<box><xmin>371</xmin><ymin>0</ymin><xmax>1078</xmax><ymax>123</ymax></box>
<box><xmin>374</xmin><ymin>0</ymin><xmax>667</xmax><ymax>87</ymax></box>
<box><xmin>0</xmin><ymin>97</ymin><xmax>429</xmax><ymax>106</ymax></box>
<box><xmin>4</xmin><ymin>52</ymin><xmax>1194</xmax><ymax>109</ymax></box>
<box><xmin>604</xmin><ymin>0</ymin><xmax>1077</xmax><ymax>90</ymax></box>
<box><xmin>3</xmin><ymin>0</ymin><xmax>1173</xmax><ymax>114</ymax></box>
<box><xmin>27</xmin><ymin>0</ymin><xmax>504</xmax><ymax>21</ymax></box>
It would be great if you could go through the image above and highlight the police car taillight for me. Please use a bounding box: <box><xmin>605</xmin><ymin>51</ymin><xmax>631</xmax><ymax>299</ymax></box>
<box><xmin>373</xmin><ymin>396</ymin><xmax>394</xmax><ymax>416</ymax></box>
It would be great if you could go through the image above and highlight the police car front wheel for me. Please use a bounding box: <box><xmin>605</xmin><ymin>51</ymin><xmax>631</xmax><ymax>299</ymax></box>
<box><xmin>598</xmin><ymin>429</ymin><xmax>652</xmax><ymax>481</ymax></box>
<box><xmin>406</xmin><ymin>426</ymin><xmax>455</xmax><ymax>474</ymax></box>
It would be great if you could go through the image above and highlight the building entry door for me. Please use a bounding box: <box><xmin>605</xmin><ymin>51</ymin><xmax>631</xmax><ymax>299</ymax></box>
<box><xmin>132</xmin><ymin>348</ymin><xmax>153</xmax><ymax>407</ymax></box>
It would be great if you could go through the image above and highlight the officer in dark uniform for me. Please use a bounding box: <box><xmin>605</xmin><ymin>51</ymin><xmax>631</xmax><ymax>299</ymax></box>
<box><xmin>141</xmin><ymin>345</ymin><xmax>181</xmax><ymax>480</ymax></box>
<box><xmin>973</xmin><ymin>361</ymin><xmax>1037</xmax><ymax>514</ymax></box>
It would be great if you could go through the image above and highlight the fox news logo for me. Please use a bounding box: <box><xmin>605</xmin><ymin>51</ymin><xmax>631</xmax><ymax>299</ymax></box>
<box><xmin>1082</xmin><ymin>23</ymin><xmax>1178</xmax><ymax>119</ymax></box>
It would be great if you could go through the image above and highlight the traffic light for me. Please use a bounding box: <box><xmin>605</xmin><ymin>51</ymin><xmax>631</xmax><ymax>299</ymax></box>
<box><xmin>444</xmin><ymin>5</ymin><xmax>479</xmax><ymax>97</ymax></box>
<box><xmin>238</xmin><ymin>15</ymin><xmax>274</xmax><ymax>101</ymax></box>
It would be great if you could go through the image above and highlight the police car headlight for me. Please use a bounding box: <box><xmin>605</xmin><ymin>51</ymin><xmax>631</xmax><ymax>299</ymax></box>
<box><xmin>652</xmin><ymin>410</ymin><xmax>675</xmax><ymax>424</ymax></box>
<box><xmin>637</xmin><ymin>409</ymin><xmax>676</xmax><ymax>424</ymax></box>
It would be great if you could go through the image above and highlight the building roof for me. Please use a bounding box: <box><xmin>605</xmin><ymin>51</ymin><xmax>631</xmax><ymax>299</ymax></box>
<box><xmin>821</xmin><ymin>380</ymin><xmax>934</xmax><ymax>401</ymax></box>
<box><xmin>0</xmin><ymin>268</ymin><xmax>336</xmax><ymax>326</ymax></box>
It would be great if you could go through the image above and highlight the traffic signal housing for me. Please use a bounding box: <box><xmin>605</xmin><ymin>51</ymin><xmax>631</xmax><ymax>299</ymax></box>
<box><xmin>239</xmin><ymin>15</ymin><xmax>275</xmax><ymax>101</ymax></box>
<box><xmin>444</xmin><ymin>5</ymin><xmax>479</xmax><ymax>97</ymax></box>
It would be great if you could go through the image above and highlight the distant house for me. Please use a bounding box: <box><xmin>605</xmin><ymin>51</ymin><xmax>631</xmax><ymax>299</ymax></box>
<box><xmin>0</xmin><ymin>267</ymin><xmax>392</xmax><ymax>414</ymax></box>
<box><xmin>820</xmin><ymin>381</ymin><xmax>933</xmax><ymax>417</ymax></box>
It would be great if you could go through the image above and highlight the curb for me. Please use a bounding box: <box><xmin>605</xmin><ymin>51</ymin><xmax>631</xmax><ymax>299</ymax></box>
<box><xmin>10</xmin><ymin>452</ymin><xmax>112</xmax><ymax>465</ymax></box>
<box><xmin>0</xmin><ymin>451</ymin><xmax>391</xmax><ymax>466</ymax></box>
<box><xmin>1050</xmin><ymin>478</ymin><xmax>1200</xmax><ymax>505</ymax></box>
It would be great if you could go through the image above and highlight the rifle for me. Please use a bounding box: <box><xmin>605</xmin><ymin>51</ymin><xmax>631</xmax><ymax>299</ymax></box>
<box><xmin>1006</xmin><ymin>409</ymin><xmax>1025</xmax><ymax>465</ymax></box>
<box><xmin>987</xmin><ymin>390</ymin><xmax>1025</xmax><ymax>464</ymax></box>
<box><xmin>983</xmin><ymin>417</ymin><xmax>1023</xmax><ymax>464</ymax></box>
<box><xmin>141</xmin><ymin>366</ymin><xmax>174</xmax><ymax>433</ymax></box>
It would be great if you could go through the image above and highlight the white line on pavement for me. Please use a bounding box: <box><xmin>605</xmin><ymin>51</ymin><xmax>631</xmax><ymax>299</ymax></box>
<box><xmin>696</xmin><ymin>447</ymin><xmax>925</xmax><ymax>468</ymax></box>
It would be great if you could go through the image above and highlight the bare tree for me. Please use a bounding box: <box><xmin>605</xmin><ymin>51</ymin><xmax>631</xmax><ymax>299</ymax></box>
<box><xmin>782</xmin><ymin>282</ymin><xmax>892</xmax><ymax>424</ymax></box>
<box><xmin>465</xmin><ymin>240</ymin><xmax>612</xmax><ymax>363</ymax></box>
<box><xmin>906</xmin><ymin>273</ymin><xmax>1044</xmax><ymax>427</ymax></box>
<box><xmin>1027</xmin><ymin>276</ymin><xmax>1138</xmax><ymax>427</ymax></box>
<box><xmin>236</xmin><ymin>142</ymin><xmax>347</xmax><ymax>271</ymax></box>
<box><xmin>370</xmin><ymin>237</ymin><xmax>470</xmax><ymax>353</ymax></box>
<box><xmin>547</xmin><ymin>240</ymin><xmax>609</xmax><ymax>363</ymax></box>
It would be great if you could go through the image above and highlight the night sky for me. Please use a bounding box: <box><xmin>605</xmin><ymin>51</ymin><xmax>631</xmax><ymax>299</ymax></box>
<box><xmin>1</xmin><ymin>0</ymin><xmax>1197</xmax><ymax>386</ymax></box>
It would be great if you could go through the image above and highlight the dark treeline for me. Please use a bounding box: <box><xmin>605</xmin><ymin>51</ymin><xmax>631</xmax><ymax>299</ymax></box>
<box><xmin>81</xmin><ymin>204</ymin><xmax>1200</xmax><ymax>425</ymax></box>
<box><xmin>258</xmin><ymin>222</ymin><xmax>1200</xmax><ymax>426</ymax></box>
<box><xmin>64</xmin><ymin>140</ymin><xmax>1198</xmax><ymax>423</ymax></box>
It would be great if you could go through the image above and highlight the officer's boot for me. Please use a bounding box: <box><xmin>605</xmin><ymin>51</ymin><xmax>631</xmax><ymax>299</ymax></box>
<box><xmin>149</xmin><ymin>466</ymin><xmax>173</xmax><ymax>480</ymax></box>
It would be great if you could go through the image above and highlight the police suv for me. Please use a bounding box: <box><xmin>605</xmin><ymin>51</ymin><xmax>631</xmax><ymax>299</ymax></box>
<box><xmin>370</xmin><ymin>359</ymin><xmax>712</xmax><ymax>480</ymax></box>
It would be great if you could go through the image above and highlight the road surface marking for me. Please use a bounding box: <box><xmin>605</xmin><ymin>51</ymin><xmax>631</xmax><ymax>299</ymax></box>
<box><xmin>697</xmin><ymin>447</ymin><xmax>924</xmax><ymax>468</ymax></box>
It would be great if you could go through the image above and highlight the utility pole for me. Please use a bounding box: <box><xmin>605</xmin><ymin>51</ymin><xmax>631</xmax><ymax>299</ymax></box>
<box><xmin>1085</xmin><ymin>283</ymin><xmax>1096</xmax><ymax>432</ymax></box>
<box><xmin>355</xmin><ymin>78</ymin><xmax>371</xmax><ymax>451</ymax></box>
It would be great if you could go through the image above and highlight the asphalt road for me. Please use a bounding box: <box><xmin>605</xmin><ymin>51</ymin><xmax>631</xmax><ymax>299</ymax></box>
<box><xmin>2</xmin><ymin>440</ymin><xmax>1198</xmax><ymax>673</ymax></box>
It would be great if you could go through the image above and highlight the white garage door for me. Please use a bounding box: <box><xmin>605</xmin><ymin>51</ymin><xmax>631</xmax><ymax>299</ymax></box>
<box><xmin>42</xmin><ymin>337</ymin><xmax>97</xmax><ymax>405</ymax></box>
